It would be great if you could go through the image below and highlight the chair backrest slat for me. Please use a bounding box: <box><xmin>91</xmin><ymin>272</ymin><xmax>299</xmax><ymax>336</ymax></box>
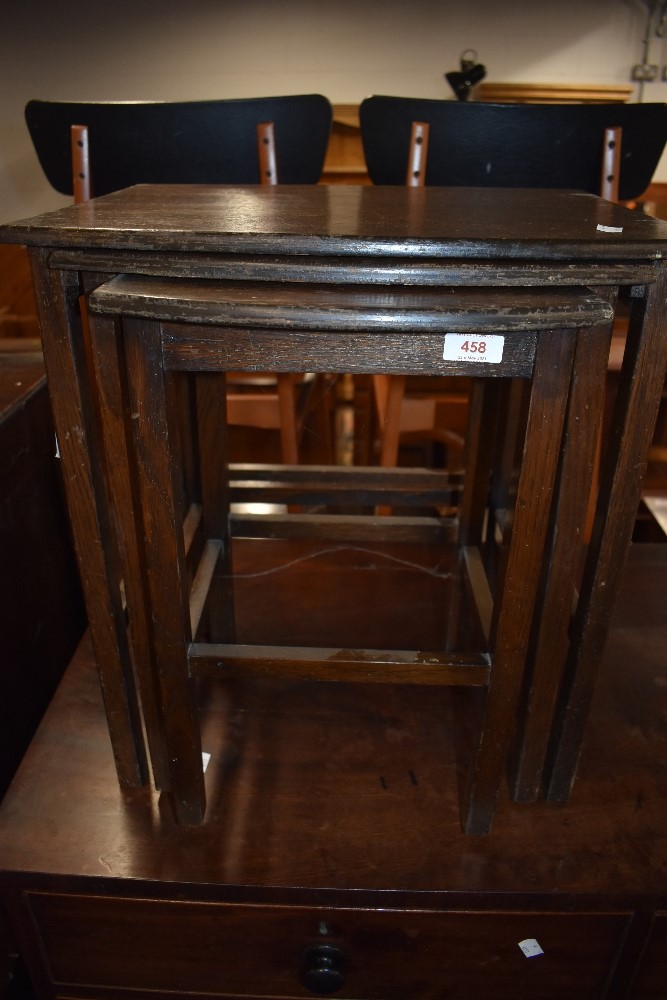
<box><xmin>406</xmin><ymin>121</ymin><xmax>429</xmax><ymax>187</ymax></box>
<box><xmin>600</xmin><ymin>126</ymin><xmax>621</xmax><ymax>203</ymax></box>
<box><xmin>70</xmin><ymin>123</ymin><xmax>91</xmax><ymax>204</ymax></box>
<box><xmin>257</xmin><ymin>121</ymin><xmax>278</xmax><ymax>186</ymax></box>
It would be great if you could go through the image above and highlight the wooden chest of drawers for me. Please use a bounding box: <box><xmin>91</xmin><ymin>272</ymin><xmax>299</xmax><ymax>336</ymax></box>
<box><xmin>1</xmin><ymin>546</ymin><xmax>666</xmax><ymax>999</ymax></box>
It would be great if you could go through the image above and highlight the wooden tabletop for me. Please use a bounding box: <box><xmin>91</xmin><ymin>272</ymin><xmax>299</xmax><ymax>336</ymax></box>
<box><xmin>0</xmin><ymin>542</ymin><xmax>666</xmax><ymax>907</ymax></box>
<box><xmin>2</xmin><ymin>185</ymin><xmax>667</xmax><ymax>259</ymax></box>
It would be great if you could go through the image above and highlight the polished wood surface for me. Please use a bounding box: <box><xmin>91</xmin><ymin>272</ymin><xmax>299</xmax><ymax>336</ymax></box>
<box><xmin>0</xmin><ymin>344</ymin><xmax>86</xmax><ymax>1000</ymax></box>
<box><xmin>0</xmin><ymin>343</ymin><xmax>85</xmax><ymax>799</ymax></box>
<box><xmin>3</xmin><ymin>546</ymin><xmax>664</xmax><ymax>892</ymax></box>
<box><xmin>0</xmin><ymin>246</ymin><xmax>39</xmax><ymax>339</ymax></box>
<box><xmin>0</xmin><ymin>545</ymin><xmax>666</xmax><ymax>998</ymax></box>
<box><xmin>3</xmin><ymin>184</ymin><xmax>666</xmax><ymax>255</ymax></box>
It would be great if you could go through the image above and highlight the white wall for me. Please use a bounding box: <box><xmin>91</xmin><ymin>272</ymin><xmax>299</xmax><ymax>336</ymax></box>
<box><xmin>1</xmin><ymin>0</ymin><xmax>665</xmax><ymax>223</ymax></box>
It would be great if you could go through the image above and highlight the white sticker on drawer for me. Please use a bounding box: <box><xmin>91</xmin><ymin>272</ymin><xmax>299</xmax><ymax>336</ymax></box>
<box><xmin>202</xmin><ymin>752</ymin><xmax>211</xmax><ymax>772</ymax></box>
<box><xmin>443</xmin><ymin>334</ymin><xmax>504</xmax><ymax>364</ymax></box>
<box><xmin>518</xmin><ymin>938</ymin><xmax>545</xmax><ymax>958</ymax></box>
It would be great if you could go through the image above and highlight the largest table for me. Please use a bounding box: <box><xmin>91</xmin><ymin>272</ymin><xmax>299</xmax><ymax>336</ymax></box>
<box><xmin>2</xmin><ymin>183</ymin><xmax>666</xmax><ymax>833</ymax></box>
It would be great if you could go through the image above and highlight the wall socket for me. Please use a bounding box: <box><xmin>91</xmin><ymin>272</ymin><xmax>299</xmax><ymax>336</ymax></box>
<box><xmin>632</xmin><ymin>63</ymin><xmax>659</xmax><ymax>81</ymax></box>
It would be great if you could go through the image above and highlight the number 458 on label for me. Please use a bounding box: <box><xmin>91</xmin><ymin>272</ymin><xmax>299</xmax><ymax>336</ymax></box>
<box><xmin>442</xmin><ymin>333</ymin><xmax>504</xmax><ymax>364</ymax></box>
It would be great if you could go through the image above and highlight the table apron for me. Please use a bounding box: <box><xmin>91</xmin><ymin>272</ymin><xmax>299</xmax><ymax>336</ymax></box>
<box><xmin>48</xmin><ymin>251</ymin><xmax>661</xmax><ymax>289</ymax></box>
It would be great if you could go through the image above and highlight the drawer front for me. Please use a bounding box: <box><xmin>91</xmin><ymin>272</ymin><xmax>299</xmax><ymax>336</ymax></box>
<box><xmin>630</xmin><ymin>911</ymin><xmax>667</xmax><ymax>998</ymax></box>
<box><xmin>27</xmin><ymin>892</ymin><xmax>629</xmax><ymax>999</ymax></box>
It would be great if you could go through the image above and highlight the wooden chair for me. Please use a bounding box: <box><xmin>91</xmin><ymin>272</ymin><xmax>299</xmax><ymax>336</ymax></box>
<box><xmin>359</xmin><ymin>97</ymin><xmax>667</xmax><ymax>471</ymax></box>
<box><xmin>25</xmin><ymin>96</ymin><xmax>334</xmax><ymax>464</ymax></box>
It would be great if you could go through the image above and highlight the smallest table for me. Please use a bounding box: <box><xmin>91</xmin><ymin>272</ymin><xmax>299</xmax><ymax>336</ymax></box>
<box><xmin>87</xmin><ymin>274</ymin><xmax>612</xmax><ymax>834</ymax></box>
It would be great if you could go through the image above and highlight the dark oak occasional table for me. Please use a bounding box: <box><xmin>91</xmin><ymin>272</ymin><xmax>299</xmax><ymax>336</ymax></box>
<box><xmin>1</xmin><ymin>184</ymin><xmax>666</xmax><ymax>835</ymax></box>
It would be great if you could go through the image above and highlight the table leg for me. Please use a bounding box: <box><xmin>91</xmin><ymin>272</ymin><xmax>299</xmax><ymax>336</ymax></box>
<box><xmin>195</xmin><ymin>372</ymin><xmax>236</xmax><ymax>643</ymax></box>
<box><xmin>510</xmin><ymin>317</ymin><xmax>613</xmax><ymax>801</ymax></box>
<box><xmin>87</xmin><ymin>312</ymin><xmax>172</xmax><ymax>790</ymax></box>
<box><xmin>547</xmin><ymin>270</ymin><xmax>667</xmax><ymax>801</ymax></box>
<box><xmin>27</xmin><ymin>249</ymin><xmax>147</xmax><ymax>787</ymax></box>
<box><xmin>462</xmin><ymin>328</ymin><xmax>576</xmax><ymax>835</ymax></box>
<box><xmin>122</xmin><ymin>315</ymin><xmax>206</xmax><ymax>824</ymax></box>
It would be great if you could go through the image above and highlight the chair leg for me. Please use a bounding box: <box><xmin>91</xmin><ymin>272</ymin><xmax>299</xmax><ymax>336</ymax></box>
<box><xmin>457</xmin><ymin>379</ymin><xmax>502</xmax><ymax>547</ymax></box>
<box><xmin>196</xmin><ymin>372</ymin><xmax>236</xmax><ymax>644</ymax></box>
<box><xmin>277</xmin><ymin>373</ymin><xmax>300</xmax><ymax>464</ymax></box>
<box><xmin>310</xmin><ymin>373</ymin><xmax>336</xmax><ymax>464</ymax></box>
<box><xmin>374</xmin><ymin>373</ymin><xmax>406</xmax><ymax>466</ymax></box>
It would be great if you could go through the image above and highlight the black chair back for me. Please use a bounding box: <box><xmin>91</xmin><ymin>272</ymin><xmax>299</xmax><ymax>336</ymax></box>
<box><xmin>25</xmin><ymin>95</ymin><xmax>332</xmax><ymax>196</ymax></box>
<box><xmin>359</xmin><ymin>96</ymin><xmax>667</xmax><ymax>201</ymax></box>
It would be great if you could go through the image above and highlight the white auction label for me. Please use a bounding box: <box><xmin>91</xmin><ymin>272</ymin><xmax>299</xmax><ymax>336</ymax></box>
<box><xmin>518</xmin><ymin>938</ymin><xmax>545</xmax><ymax>958</ymax></box>
<box><xmin>443</xmin><ymin>333</ymin><xmax>504</xmax><ymax>364</ymax></box>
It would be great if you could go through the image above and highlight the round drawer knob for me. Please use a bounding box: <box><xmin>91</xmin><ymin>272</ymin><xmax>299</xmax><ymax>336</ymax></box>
<box><xmin>300</xmin><ymin>944</ymin><xmax>346</xmax><ymax>995</ymax></box>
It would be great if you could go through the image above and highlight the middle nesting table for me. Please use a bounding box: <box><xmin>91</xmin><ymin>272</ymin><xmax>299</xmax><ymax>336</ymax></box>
<box><xmin>87</xmin><ymin>275</ymin><xmax>613</xmax><ymax>834</ymax></box>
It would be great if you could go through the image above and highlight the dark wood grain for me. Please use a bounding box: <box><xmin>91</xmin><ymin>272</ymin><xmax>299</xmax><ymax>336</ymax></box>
<box><xmin>88</xmin><ymin>277</ymin><xmax>612</xmax><ymax>383</ymax></box>
<box><xmin>1</xmin><ymin>546</ymin><xmax>664</xmax><ymax>894</ymax></box>
<box><xmin>26</xmin><ymin>248</ymin><xmax>147</xmax><ymax>789</ymax></box>
<box><xmin>188</xmin><ymin>643</ymin><xmax>491</xmax><ymax>685</ymax></box>
<box><xmin>0</xmin><ymin>547</ymin><xmax>666</xmax><ymax>998</ymax></box>
<box><xmin>163</xmin><ymin>324</ymin><xmax>537</xmax><ymax>378</ymax></box>
<box><xmin>122</xmin><ymin>316</ymin><xmax>205</xmax><ymax>824</ymax></box>
<box><xmin>547</xmin><ymin>269</ymin><xmax>667</xmax><ymax>801</ymax></box>
<box><xmin>91</xmin><ymin>275</ymin><xmax>614</xmax><ymax>331</ymax></box>
<box><xmin>462</xmin><ymin>329</ymin><xmax>576</xmax><ymax>834</ymax></box>
<box><xmin>4</xmin><ymin>185</ymin><xmax>667</xmax><ymax>259</ymax></box>
<box><xmin>21</xmin><ymin>893</ymin><xmax>633</xmax><ymax>999</ymax></box>
<box><xmin>87</xmin><ymin>312</ymin><xmax>171</xmax><ymax>791</ymax></box>
<box><xmin>510</xmin><ymin>315</ymin><xmax>614</xmax><ymax>801</ymax></box>
<box><xmin>0</xmin><ymin>343</ymin><xmax>85</xmax><ymax>798</ymax></box>
<box><xmin>195</xmin><ymin>372</ymin><xmax>235</xmax><ymax>644</ymax></box>
<box><xmin>49</xmin><ymin>248</ymin><xmax>658</xmax><ymax>288</ymax></box>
